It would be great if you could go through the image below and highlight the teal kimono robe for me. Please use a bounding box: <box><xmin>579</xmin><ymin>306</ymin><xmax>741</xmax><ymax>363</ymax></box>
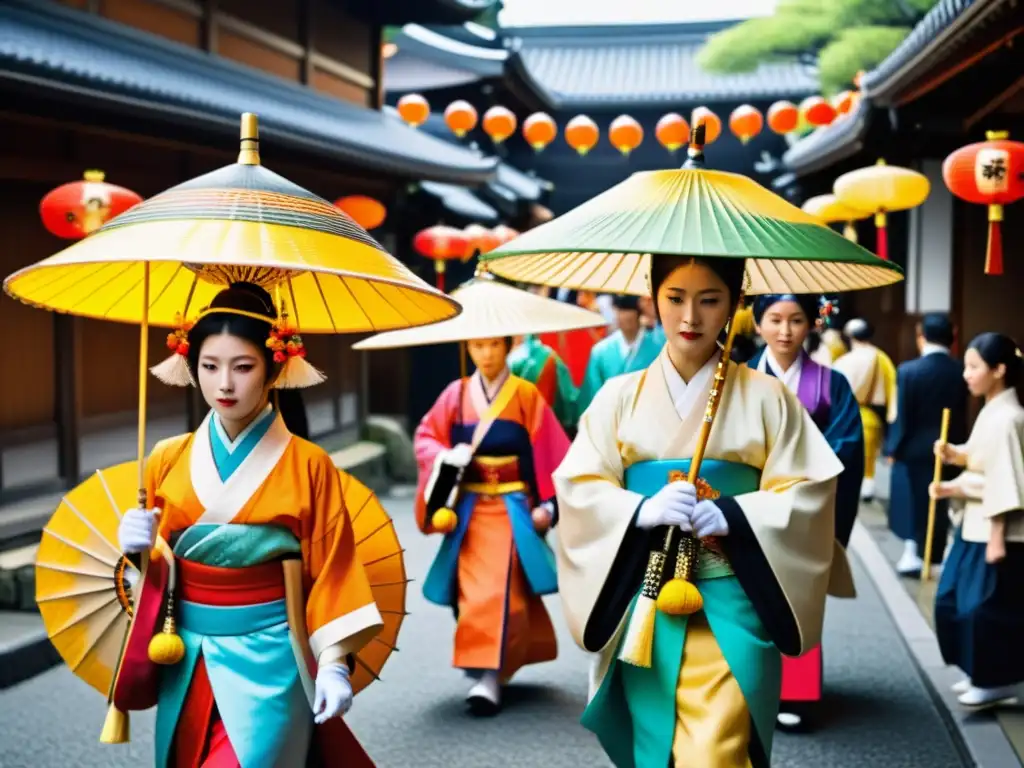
<box><xmin>578</xmin><ymin>328</ymin><xmax>663</xmax><ymax>414</ymax></box>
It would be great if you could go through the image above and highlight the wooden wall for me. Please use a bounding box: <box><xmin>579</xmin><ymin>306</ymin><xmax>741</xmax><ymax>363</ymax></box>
<box><xmin>53</xmin><ymin>0</ymin><xmax>382</xmax><ymax>108</ymax></box>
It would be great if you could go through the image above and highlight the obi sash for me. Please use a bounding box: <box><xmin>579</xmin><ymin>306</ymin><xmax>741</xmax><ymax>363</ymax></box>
<box><xmin>624</xmin><ymin>459</ymin><xmax>762</xmax><ymax>579</ymax></box>
<box><xmin>462</xmin><ymin>455</ymin><xmax>527</xmax><ymax>496</ymax></box>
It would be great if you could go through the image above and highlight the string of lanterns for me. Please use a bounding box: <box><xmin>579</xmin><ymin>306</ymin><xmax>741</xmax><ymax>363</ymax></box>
<box><xmin>412</xmin><ymin>222</ymin><xmax>520</xmax><ymax>291</ymax></box>
<box><xmin>395</xmin><ymin>91</ymin><xmax>862</xmax><ymax>156</ymax></box>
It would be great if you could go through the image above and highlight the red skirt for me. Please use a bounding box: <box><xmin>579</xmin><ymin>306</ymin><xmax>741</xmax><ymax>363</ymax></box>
<box><xmin>780</xmin><ymin>645</ymin><xmax>822</xmax><ymax>702</ymax></box>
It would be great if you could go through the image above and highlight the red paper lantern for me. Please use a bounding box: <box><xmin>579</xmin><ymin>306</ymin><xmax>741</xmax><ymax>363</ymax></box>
<box><xmin>39</xmin><ymin>170</ymin><xmax>143</xmax><ymax>240</ymax></box>
<box><xmin>729</xmin><ymin>105</ymin><xmax>763</xmax><ymax>144</ymax></box>
<box><xmin>492</xmin><ymin>224</ymin><xmax>520</xmax><ymax>245</ymax></box>
<box><xmin>609</xmin><ymin>115</ymin><xmax>644</xmax><ymax>156</ymax></box>
<box><xmin>565</xmin><ymin>115</ymin><xmax>600</xmax><ymax>156</ymax></box>
<box><xmin>463</xmin><ymin>223</ymin><xmax>500</xmax><ymax>258</ymax></box>
<box><xmin>800</xmin><ymin>96</ymin><xmax>836</xmax><ymax>128</ymax></box>
<box><xmin>943</xmin><ymin>130</ymin><xmax>1024</xmax><ymax>275</ymax></box>
<box><xmin>334</xmin><ymin>195</ymin><xmax>386</xmax><ymax>230</ymax></box>
<box><xmin>397</xmin><ymin>94</ymin><xmax>430</xmax><ymax>127</ymax></box>
<box><xmin>482</xmin><ymin>106</ymin><xmax>517</xmax><ymax>144</ymax></box>
<box><xmin>444</xmin><ymin>100</ymin><xmax>478</xmax><ymax>138</ymax></box>
<box><xmin>767</xmin><ymin>101</ymin><xmax>799</xmax><ymax>134</ymax></box>
<box><xmin>413</xmin><ymin>225</ymin><xmax>468</xmax><ymax>291</ymax></box>
<box><xmin>523</xmin><ymin>113</ymin><xmax>557</xmax><ymax>152</ymax></box>
<box><xmin>832</xmin><ymin>90</ymin><xmax>856</xmax><ymax>116</ymax></box>
<box><xmin>690</xmin><ymin>107</ymin><xmax>722</xmax><ymax>144</ymax></box>
<box><xmin>655</xmin><ymin>113</ymin><xmax>689</xmax><ymax>153</ymax></box>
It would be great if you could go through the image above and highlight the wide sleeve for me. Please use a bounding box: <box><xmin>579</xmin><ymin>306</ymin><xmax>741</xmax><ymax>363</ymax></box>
<box><xmin>304</xmin><ymin>456</ymin><xmax>383</xmax><ymax>666</ymax></box>
<box><xmin>413</xmin><ymin>381</ymin><xmax>460</xmax><ymax>533</ymax></box>
<box><xmin>827</xmin><ymin>370</ymin><xmax>865</xmax><ymax>548</ymax></box>
<box><xmin>981</xmin><ymin>415</ymin><xmax>1024</xmax><ymax>518</ymax></box>
<box><xmin>716</xmin><ymin>385</ymin><xmax>843</xmax><ymax>656</ymax></box>
<box><xmin>552</xmin><ymin>377</ymin><xmax>652</xmax><ymax>653</ymax></box>
<box><xmin>524</xmin><ymin>383</ymin><xmax>572</xmax><ymax>507</ymax></box>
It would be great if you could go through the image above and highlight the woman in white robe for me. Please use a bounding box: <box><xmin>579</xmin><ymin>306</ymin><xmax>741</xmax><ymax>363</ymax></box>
<box><xmin>932</xmin><ymin>332</ymin><xmax>1024</xmax><ymax>709</ymax></box>
<box><xmin>554</xmin><ymin>255</ymin><xmax>852</xmax><ymax>768</ymax></box>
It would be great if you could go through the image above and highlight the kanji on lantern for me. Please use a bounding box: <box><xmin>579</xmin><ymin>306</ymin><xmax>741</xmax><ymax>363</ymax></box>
<box><xmin>609</xmin><ymin>115</ymin><xmax>644</xmax><ymax>156</ymax></box>
<box><xmin>39</xmin><ymin>170</ymin><xmax>143</xmax><ymax>240</ymax></box>
<box><xmin>444</xmin><ymin>100</ymin><xmax>478</xmax><ymax>138</ymax></box>
<box><xmin>565</xmin><ymin>115</ymin><xmax>600</xmax><ymax>156</ymax></box>
<box><xmin>767</xmin><ymin>101</ymin><xmax>799</xmax><ymax>134</ymax></box>
<box><xmin>397</xmin><ymin>93</ymin><xmax>430</xmax><ymax>127</ymax></box>
<box><xmin>729</xmin><ymin>105</ymin><xmax>763</xmax><ymax>144</ymax></box>
<box><xmin>655</xmin><ymin>113</ymin><xmax>689</xmax><ymax>153</ymax></box>
<box><xmin>482</xmin><ymin>106</ymin><xmax>517</xmax><ymax>144</ymax></box>
<box><xmin>943</xmin><ymin>130</ymin><xmax>1024</xmax><ymax>275</ymax></box>
<box><xmin>523</xmin><ymin>112</ymin><xmax>558</xmax><ymax>152</ymax></box>
<box><xmin>334</xmin><ymin>195</ymin><xmax>387</xmax><ymax>230</ymax></box>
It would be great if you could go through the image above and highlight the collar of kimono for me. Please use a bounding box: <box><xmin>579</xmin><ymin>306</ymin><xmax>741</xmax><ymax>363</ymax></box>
<box><xmin>212</xmin><ymin>403</ymin><xmax>274</xmax><ymax>454</ymax></box>
<box><xmin>190</xmin><ymin>408</ymin><xmax>292</xmax><ymax>525</ymax></box>
<box><xmin>659</xmin><ymin>347</ymin><xmax>720</xmax><ymax>421</ymax></box>
<box><xmin>757</xmin><ymin>347</ymin><xmax>804</xmax><ymax>395</ymax></box>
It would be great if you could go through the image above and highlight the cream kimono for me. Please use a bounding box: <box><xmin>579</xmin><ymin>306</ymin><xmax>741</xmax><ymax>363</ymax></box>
<box><xmin>554</xmin><ymin>349</ymin><xmax>849</xmax><ymax>767</ymax></box>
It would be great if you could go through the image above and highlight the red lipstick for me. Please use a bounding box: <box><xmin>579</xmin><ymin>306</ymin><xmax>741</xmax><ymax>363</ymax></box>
<box><xmin>216</xmin><ymin>398</ymin><xmax>237</xmax><ymax>407</ymax></box>
<box><xmin>679</xmin><ymin>331</ymin><xmax>702</xmax><ymax>340</ymax></box>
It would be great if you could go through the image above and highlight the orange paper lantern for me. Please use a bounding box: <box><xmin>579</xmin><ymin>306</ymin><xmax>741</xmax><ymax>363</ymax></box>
<box><xmin>523</xmin><ymin>112</ymin><xmax>557</xmax><ymax>152</ymax></box>
<box><xmin>609</xmin><ymin>115</ymin><xmax>644</xmax><ymax>156</ymax></box>
<box><xmin>334</xmin><ymin>195</ymin><xmax>386</xmax><ymax>230</ymax></box>
<box><xmin>396</xmin><ymin>93</ymin><xmax>429</xmax><ymax>127</ymax></box>
<box><xmin>565</xmin><ymin>115</ymin><xmax>600</xmax><ymax>156</ymax></box>
<box><xmin>943</xmin><ymin>130</ymin><xmax>1024</xmax><ymax>276</ymax></box>
<box><xmin>655</xmin><ymin>113</ymin><xmax>689</xmax><ymax>153</ymax></box>
<box><xmin>463</xmin><ymin>223</ymin><xmax>501</xmax><ymax>258</ymax></box>
<box><xmin>729</xmin><ymin>105</ymin><xmax>763</xmax><ymax>144</ymax></box>
<box><xmin>492</xmin><ymin>224</ymin><xmax>520</xmax><ymax>245</ymax></box>
<box><xmin>39</xmin><ymin>170</ymin><xmax>143</xmax><ymax>240</ymax></box>
<box><xmin>690</xmin><ymin>107</ymin><xmax>721</xmax><ymax>144</ymax></box>
<box><xmin>832</xmin><ymin>90</ymin><xmax>856</xmax><ymax>116</ymax></box>
<box><xmin>444</xmin><ymin>100</ymin><xmax>478</xmax><ymax>138</ymax></box>
<box><xmin>413</xmin><ymin>225</ymin><xmax>468</xmax><ymax>291</ymax></box>
<box><xmin>800</xmin><ymin>96</ymin><xmax>836</xmax><ymax>128</ymax></box>
<box><xmin>482</xmin><ymin>106</ymin><xmax>517</xmax><ymax>144</ymax></box>
<box><xmin>767</xmin><ymin>101</ymin><xmax>799</xmax><ymax>134</ymax></box>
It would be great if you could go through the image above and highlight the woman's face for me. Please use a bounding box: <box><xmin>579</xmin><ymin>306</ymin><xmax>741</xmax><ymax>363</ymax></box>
<box><xmin>656</xmin><ymin>261</ymin><xmax>733</xmax><ymax>362</ymax></box>
<box><xmin>467</xmin><ymin>337</ymin><xmax>508</xmax><ymax>380</ymax></box>
<box><xmin>756</xmin><ymin>300</ymin><xmax>810</xmax><ymax>360</ymax></box>
<box><xmin>197</xmin><ymin>332</ymin><xmax>271</xmax><ymax>425</ymax></box>
<box><xmin>963</xmin><ymin>347</ymin><xmax>1005</xmax><ymax>397</ymax></box>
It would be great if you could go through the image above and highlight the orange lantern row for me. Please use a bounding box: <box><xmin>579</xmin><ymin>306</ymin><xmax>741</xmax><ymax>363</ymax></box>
<box><xmin>943</xmin><ymin>130</ymin><xmax>1024</xmax><ymax>276</ymax></box>
<box><xmin>40</xmin><ymin>170</ymin><xmax>143</xmax><ymax>240</ymax></box>
<box><xmin>414</xmin><ymin>223</ymin><xmax>522</xmax><ymax>292</ymax></box>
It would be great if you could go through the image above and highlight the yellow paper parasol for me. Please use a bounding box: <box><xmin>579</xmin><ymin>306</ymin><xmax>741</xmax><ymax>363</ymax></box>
<box><xmin>353</xmin><ymin>270</ymin><xmax>606</xmax><ymax>350</ymax></box>
<box><xmin>36</xmin><ymin>462</ymin><xmax>406</xmax><ymax>699</ymax></box>
<box><xmin>801</xmin><ymin>193</ymin><xmax>871</xmax><ymax>243</ymax></box>
<box><xmin>7</xmin><ymin>113</ymin><xmax>445</xmax><ymax>742</ymax></box>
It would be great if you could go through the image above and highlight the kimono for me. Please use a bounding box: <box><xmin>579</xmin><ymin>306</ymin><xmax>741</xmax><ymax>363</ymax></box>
<box><xmin>935</xmin><ymin>388</ymin><xmax>1024</xmax><ymax>689</ymax></box>
<box><xmin>538</xmin><ymin>327</ymin><xmax>607</xmax><ymax>387</ymax></box>
<box><xmin>113</xmin><ymin>404</ymin><xmax>383</xmax><ymax>767</ymax></box>
<box><xmin>833</xmin><ymin>344</ymin><xmax>897</xmax><ymax>487</ymax></box>
<box><xmin>578</xmin><ymin>328</ymin><xmax>664</xmax><ymax>414</ymax></box>
<box><xmin>749</xmin><ymin>347</ymin><xmax>863</xmax><ymax>709</ymax></box>
<box><xmin>555</xmin><ymin>349</ymin><xmax>851</xmax><ymax>768</ymax></box>
<box><xmin>508</xmin><ymin>334</ymin><xmax>580</xmax><ymax>432</ymax></box>
<box><xmin>414</xmin><ymin>371</ymin><xmax>571</xmax><ymax>677</ymax></box>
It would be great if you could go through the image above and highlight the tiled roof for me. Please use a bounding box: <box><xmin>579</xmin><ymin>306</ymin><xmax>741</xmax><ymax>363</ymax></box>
<box><xmin>782</xmin><ymin>99</ymin><xmax>871</xmax><ymax>175</ymax></box>
<box><xmin>506</xmin><ymin>23</ymin><xmax>818</xmax><ymax>108</ymax></box>
<box><xmin>383</xmin><ymin>24</ymin><xmax>506</xmax><ymax>93</ymax></box>
<box><xmin>420</xmin><ymin>181</ymin><xmax>499</xmax><ymax>223</ymax></box>
<box><xmin>0</xmin><ymin>0</ymin><xmax>495</xmax><ymax>184</ymax></box>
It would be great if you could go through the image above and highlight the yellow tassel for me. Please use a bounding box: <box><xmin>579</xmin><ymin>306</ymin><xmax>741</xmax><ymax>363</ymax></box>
<box><xmin>148</xmin><ymin>613</ymin><xmax>185</xmax><ymax>665</ymax></box>
<box><xmin>618</xmin><ymin>594</ymin><xmax>657</xmax><ymax>668</ymax></box>
<box><xmin>273</xmin><ymin>355</ymin><xmax>327</xmax><ymax>389</ymax></box>
<box><xmin>149</xmin><ymin>353</ymin><xmax>195</xmax><ymax>387</ymax></box>
<box><xmin>431</xmin><ymin>507</ymin><xmax>458</xmax><ymax>534</ymax></box>
<box><xmin>657</xmin><ymin>578</ymin><xmax>703</xmax><ymax>615</ymax></box>
<box><xmin>99</xmin><ymin>702</ymin><xmax>130</xmax><ymax>744</ymax></box>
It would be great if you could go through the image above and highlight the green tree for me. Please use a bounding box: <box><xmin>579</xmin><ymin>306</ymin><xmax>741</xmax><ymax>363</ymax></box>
<box><xmin>698</xmin><ymin>0</ymin><xmax>939</xmax><ymax>95</ymax></box>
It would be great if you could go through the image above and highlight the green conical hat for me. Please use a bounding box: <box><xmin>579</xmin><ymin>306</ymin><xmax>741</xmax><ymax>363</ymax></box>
<box><xmin>480</xmin><ymin>147</ymin><xmax>903</xmax><ymax>296</ymax></box>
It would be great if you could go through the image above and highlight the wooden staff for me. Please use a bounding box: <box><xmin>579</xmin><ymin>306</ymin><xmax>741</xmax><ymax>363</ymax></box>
<box><xmin>922</xmin><ymin>407</ymin><xmax>951</xmax><ymax>581</ymax></box>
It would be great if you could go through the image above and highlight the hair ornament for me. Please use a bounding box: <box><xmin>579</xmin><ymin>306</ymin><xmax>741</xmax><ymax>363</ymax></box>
<box><xmin>268</xmin><ymin>302</ymin><xmax>326</xmax><ymax>389</ymax></box>
<box><xmin>150</xmin><ymin>312</ymin><xmax>196</xmax><ymax>387</ymax></box>
<box><xmin>816</xmin><ymin>295</ymin><xmax>840</xmax><ymax>330</ymax></box>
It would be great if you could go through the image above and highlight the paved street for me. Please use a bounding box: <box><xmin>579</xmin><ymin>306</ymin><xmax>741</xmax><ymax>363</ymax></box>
<box><xmin>0</xmin><ymin>491</ymin><xmax>969</xmax><ymax>767</ymax></box>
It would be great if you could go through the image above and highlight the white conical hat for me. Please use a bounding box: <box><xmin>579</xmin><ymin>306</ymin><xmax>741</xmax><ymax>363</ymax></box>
<box><xmin>353</xmin><ymin>273</ymin><xmax>606</xmax><ymax>350</ymax></box>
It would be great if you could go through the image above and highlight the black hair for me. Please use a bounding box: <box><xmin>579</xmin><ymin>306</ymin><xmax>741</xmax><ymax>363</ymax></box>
<box><xmin>186</xmin><ymin>282</ymin><xmax>279</xmax><ymax>384</ymax></box>
<box><xmin>920</xmin><ymin>313</ymin><xmax>955</xmax><ymax>348</ymax></box>
<box><xmin>613</xmin><ymin>295</ymin><xmax>641</xmax><ymax>312</ymax></box>
<box><xmin>649</xmin><ymin>256</ymin><xmax>746</xmax><ymax>327</ymax></box>
<box><xmin>967</xmin><ymin>332</ymin><xmax>1022</xmax><ymax>396</ymax></box>
<box><xmin>751</xmin><ymin>294</ymin><xmax>819</xmax><ymax>326</ymax></box>
<box><xmin>806</xmin><ymin>330</ymin><xmax>822</xmax><ymax>355</ymax></box>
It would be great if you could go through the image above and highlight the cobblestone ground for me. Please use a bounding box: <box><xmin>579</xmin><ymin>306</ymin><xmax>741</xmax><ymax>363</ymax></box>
<box><xmin>0</xmin><ymin>492</ymin><xmax>967</xmax><ymax>767</ymax></box>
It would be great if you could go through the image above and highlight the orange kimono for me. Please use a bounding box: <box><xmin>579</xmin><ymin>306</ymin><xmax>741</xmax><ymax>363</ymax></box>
<box><xmin>112</xmin><ymin>407</ymin><xmax>382</xmax><ymax>767</ymax></box>
<box><xmin>414</xmin><ymin>373</ymin><xmax>571</xmax><ymax>678</ymax></box>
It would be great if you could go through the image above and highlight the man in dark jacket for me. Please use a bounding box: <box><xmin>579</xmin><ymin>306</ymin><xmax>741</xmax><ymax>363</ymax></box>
<box><xmin>884</xmin><ymin>314</ymin><xmax>968</xmax><ymax>576</ymax></box>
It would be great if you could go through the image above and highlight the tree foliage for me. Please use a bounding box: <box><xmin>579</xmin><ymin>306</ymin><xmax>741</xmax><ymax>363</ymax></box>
<box><xmin>698</xmin><ymin>0</ymin><xmax>940</xmax><ymax>94</ymax></box>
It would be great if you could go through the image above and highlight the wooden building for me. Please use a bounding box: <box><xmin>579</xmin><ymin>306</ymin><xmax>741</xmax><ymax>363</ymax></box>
<box><xmin>780</xmin><ymin>0</ymin><xmax>1024</xmax><ymax>375</ymax></box>
<box><xmin>0</xmin><ymin>0</ymin><xmax>500</xmax><ymax>503</ymax></box>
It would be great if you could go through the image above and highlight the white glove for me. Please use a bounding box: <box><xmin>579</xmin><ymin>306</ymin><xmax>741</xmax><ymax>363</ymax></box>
<box><xmin>636</xmin><ymin>482</ymin><xmax>697</xmax><ymax>530</ymax></box>
<box><xmin>690</xmin><ymin>500</ymin><xmax>729</xmax><ymax>538</ymax></box>
<box><xmin>442</xmin><ymin>443</ymin><xmax>473</xmax><ymax>469</ymax></box>
<box><xmin>118</xmin><ymin>507</ymin><xmax>161</xmax><ymax>554</ymax></box>
<box><xmin>313</xmin><ymin>662</ymin><xmax>353</xmax><ymax>724</ymax></box>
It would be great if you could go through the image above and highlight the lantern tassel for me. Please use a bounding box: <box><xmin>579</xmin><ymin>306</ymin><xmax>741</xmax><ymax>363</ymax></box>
<box><xmin>874</xmin><ymin>211</ymin><xmax>888</xmax><ymax>260</ymax></box>
<box><xmin>435</xmin><ymin>259</ymin><xmax>445</xmax><ymax>293</ymax></box>
<box><xmin>986</xmin><ymin>204</ymin><xmax>1004</xmax><ymax>276</ymax></box>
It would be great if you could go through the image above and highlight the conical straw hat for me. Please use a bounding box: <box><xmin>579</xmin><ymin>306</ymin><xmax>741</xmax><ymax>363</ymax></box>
<box><xmin>479</xmin><ymin>142</ymin><xmax>902</xmax><ymax>297</ymax></box>
<box><xmin>353</xmin><ymin>273</ymin><xmax>605</xmax><ymax>350</ymax></box>
<box><xmin>4</xmin><ymin>114</ymin><xmax>458</xmax><ymax>333</ymax></box>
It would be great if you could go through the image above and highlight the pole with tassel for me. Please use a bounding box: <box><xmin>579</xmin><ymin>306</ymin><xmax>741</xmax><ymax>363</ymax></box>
<box><xmin>922</xmin><ymin>408</ymin><xmax>951</xmax><ymax>581</ymax></box>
